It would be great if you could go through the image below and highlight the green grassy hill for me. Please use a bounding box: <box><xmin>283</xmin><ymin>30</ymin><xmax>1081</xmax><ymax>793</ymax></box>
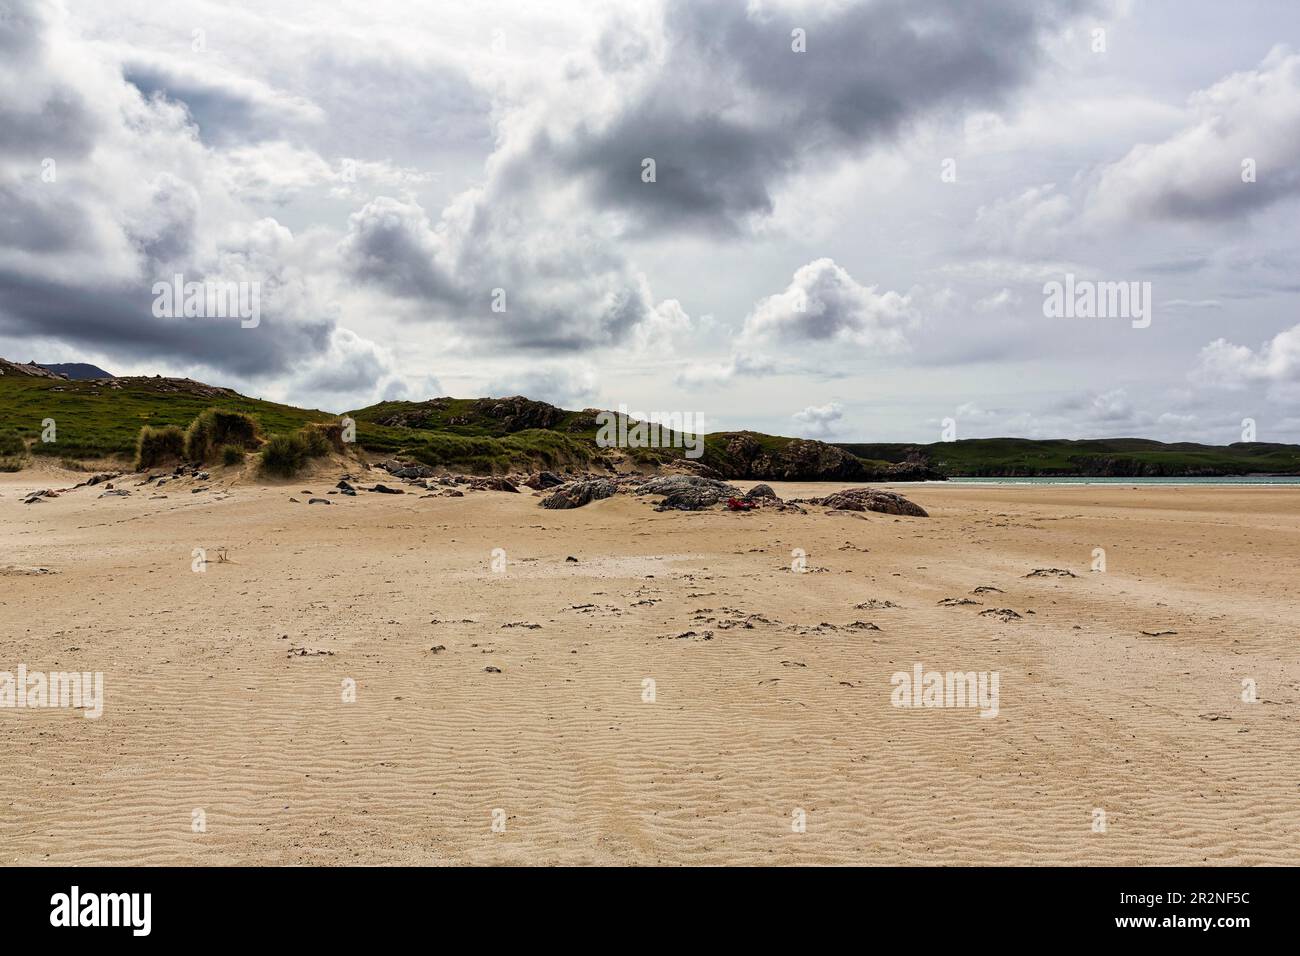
<box><xmin>837</xmin><ymin>438</ymin><xmax>1300</xmax><ymax>477</ymax></box>
<box><xmin>3</xmin><ymin>363</ymin><xmax>1297</xmax><ymax>477</ymax></box>
<box><xmin>0</xmin><ymin>373</ymin><xmax>331</xmax><ymax>461</ymax></box>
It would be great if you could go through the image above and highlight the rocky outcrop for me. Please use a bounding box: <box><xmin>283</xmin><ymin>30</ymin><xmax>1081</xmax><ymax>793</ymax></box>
<box><xmin>795</xmin><ymin>487</ymin><xmax>928</xmax><ymax>517</ymax></box>
<box><xmin>709</xmin><ymin>432</ymin><xmax>869</xmax><ymax>482</ymax></box>
<box><xmin>470</xmin><ymin>396</ymin><xmax>566</xmax><ymax>432</ymax></box>
<box><xmin>0</xmin><ymin>359</ymin><xmax>65</xmax><ymax>379</ymax></box>
<box><xmin>371</xmin><ymin>401</ymin><xmax>451</xmax><ymax>429</ymax></box>
<box><xmin>635</xmin><ymin>475</ymin><xmax>739</xmax><ymax>497</ymax></box>
<box><xmin>633</xmin><ymin>475</ymin><xmax>742</xmax><ymax>512</ymax></box>
<box><xmin>382</xmin><ymin>461</ymin><xmax>437</xmax><ymax>479</ymax></box>
<box><xmin>873</xmin><ymin>450</ymin><xmax>946</xmax><ymax>482</ymax></box>
<box><xmin>540</xmin><ymin>478</ymin><xmax>618</xmax><ymax>509</ymax></box>
<box><xmin>660</xmin><ymin>458</ymin><xmax>727</xmax><ymax>481</ymax></box>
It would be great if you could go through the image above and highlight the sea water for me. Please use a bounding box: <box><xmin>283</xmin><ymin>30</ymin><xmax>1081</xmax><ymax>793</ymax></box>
<box><xmin>943</xmin><ymin>476</ymin><xmax>1300</xmax><ymax>486</ymax></box>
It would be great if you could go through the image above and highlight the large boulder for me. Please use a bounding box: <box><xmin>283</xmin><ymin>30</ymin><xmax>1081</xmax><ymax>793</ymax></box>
<box><xmin>798</xmin><ymin>487</ymin><xmax>928</xmax><ymax>517</ymax></box>
<box><xmin>634</xmin><ymin>475</ymin><xmax>741</xmax><ymax>498</ymax></box>
<box><xmin>540</xmin><ymin>478</ymin><xmax>618</xmax><ymax>509</ymax></box>
<box><xmin>633</xmin><ymin>475</ymin><xmax>741</xmax><ymax>512</ymax></box>
<box><xmin>524</xmin><ymin>471</ymin><xmax>565</xmax><ymax>490</ymax></box>
<box><xmin>654</xmin><ymin>489</ymin><xmax>726</xmax><ymax>511</ymax></box>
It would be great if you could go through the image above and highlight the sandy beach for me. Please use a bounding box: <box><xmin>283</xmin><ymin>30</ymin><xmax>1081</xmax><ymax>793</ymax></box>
<box><xmin>2</xmin><ymin>468</ymin><xmax>1297</xmax><ymax>866</ymax></box>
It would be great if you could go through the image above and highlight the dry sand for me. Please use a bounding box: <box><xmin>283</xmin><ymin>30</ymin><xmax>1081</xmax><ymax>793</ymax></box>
<box><xmin>2</xmin><ymin>467</ymin><xmax>1298</xmax><ymax>865</ymax></box>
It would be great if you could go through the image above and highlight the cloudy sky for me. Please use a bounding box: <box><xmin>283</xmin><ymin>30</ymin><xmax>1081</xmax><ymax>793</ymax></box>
<box><xmin>3</xmin><ymin>0</ymin><xmax>1299</xmax><ymax>443</ymax></box>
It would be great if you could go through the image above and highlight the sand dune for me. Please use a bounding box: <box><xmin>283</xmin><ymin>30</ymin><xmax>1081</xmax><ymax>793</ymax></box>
<box><xmin>2</xmin><ymin>471</ymin><xmax>1297</xmax><ymax>865</ymax></box>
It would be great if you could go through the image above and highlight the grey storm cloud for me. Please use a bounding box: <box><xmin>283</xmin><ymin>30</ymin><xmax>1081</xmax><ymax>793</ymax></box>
<box><xmin>0</xmin><ymin>269</ymin><xmax>333</xmax><ymax>378</ymax></box>
<box><xmin>547</xmin><ymin>0</ymin><xmax>1096</xmax><ymax>233</ymax></box>
<box><xmin>0</xmin><ymin>0</ymin><xmax>394</xmax><ymax>388</ymax></box>
<box><xmin>0</xmin><ymin>184</ymin><xmax>85</xmax><ymax>254</ymax></box>
<box><xmin>122</xmin><ymin>63</ymin><xmax>309</xmax><ymax>147</ymax></box>
<box><xmin>340</xmin><ymin>197</ymin><xmax>466</xmax><ymax>305</ymax></box>
<box><xmin>340</xmin><ymin>194</ymin><xmax>652</xmax><ymax>352</ymax></box>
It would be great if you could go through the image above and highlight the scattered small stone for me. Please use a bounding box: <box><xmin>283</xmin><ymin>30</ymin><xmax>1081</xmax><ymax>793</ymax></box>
<box><xmin>979</xmin><ymin>608</ymin><xmax>1023</xmax><ymax>621</ymax></box>
<box><xmin>667</xmin><ymin>630</ymin><xmax>713</xmax><ymax>640</ymax></box>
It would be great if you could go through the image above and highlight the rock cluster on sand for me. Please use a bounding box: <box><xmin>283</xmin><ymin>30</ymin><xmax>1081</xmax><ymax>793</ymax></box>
<box><xmin>470</xmin><ymin>476</ymin><xmax>519</xmax><ymax>493</ymax></box>
<box><xmin>635</xmin><ymin>475</ymin><xmax>741</xmax><ymax>512</ymax></box>
<box><xmin>363</xmin><ymin>459</ymin><xmax>927</xmax><ymax>518</ymax></box>
<box><xmin>540</xmin><ymin>478</ymin><xmax>619</xmax><ymax>510</ymax></box>
<box><xmin>793</xmin><ymin>487</ymin><xmax>929</xmax><ymax>517</ymax></box>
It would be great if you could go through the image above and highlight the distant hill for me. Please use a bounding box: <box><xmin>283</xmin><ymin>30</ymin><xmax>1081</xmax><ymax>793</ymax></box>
<box><xmin>836</xmin><ymin>438</ymin><xmax>1300</xmax><ymax>478</ymax></box>
<box><xmin>0</xmin><ymin>365</ymin><xmax>912</xmax><ymax>478</ymax></box>
<box><xmin>0</xmin><ymin>358</ymin><xmax>65</xmax><ymax>380</ymax></box>
<box><xmin>1</xmin><ymin>357</ymin><xmax>1297</xmax><ymax>476</ymax></box>
<box><xmin>38</xmin><ymin>362</ymin><xmax>114</xmax><ymax>380</ymax></box>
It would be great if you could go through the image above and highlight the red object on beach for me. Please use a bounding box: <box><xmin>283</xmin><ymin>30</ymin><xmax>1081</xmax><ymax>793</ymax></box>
<box><xmin>726</xmin><ymin>497</ymin><xmax>754</xmax><ymax>511</ymax></box>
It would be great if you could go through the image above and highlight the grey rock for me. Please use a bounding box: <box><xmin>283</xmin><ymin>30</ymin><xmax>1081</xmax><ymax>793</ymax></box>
<box><xmin>797</xmin><ymin>487</ymin><xmax>928</xmax><ymax>517</ymax></box>
<box><xmin>540</xmin><ymin>478</ymin><xmax>618</xmax><ymax>510</ymax></box>
<box><xmin>525</xmin><ymin>471</ymin><xmax>565</xmax><ymax>490</ymax></box>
